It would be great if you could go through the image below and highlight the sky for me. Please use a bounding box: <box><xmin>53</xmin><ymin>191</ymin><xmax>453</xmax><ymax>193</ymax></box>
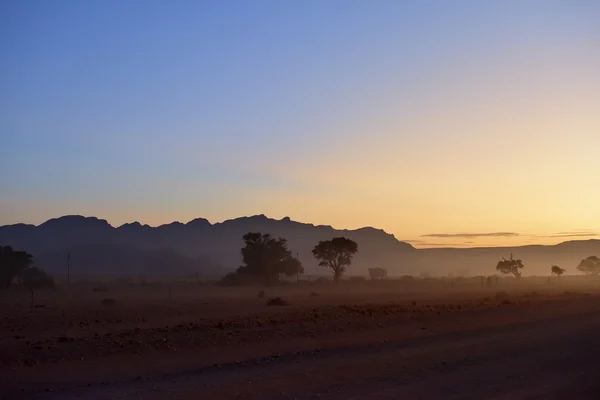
<box><xmin>1</xmin><ymin>0</ymin><xmax>599</xmax><ymax>248</ymax></box>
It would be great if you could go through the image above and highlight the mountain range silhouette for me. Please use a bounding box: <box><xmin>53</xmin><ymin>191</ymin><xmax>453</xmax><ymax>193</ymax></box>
<box><xmin>1</xmin><ymin>215</ymin><xmax>598</xmax><ymax>278</ymax></box>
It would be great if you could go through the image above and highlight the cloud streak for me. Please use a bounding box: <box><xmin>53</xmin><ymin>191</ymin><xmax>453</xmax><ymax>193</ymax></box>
<box><xmin>417</xmin><ymin>243</ymin><xmax>472</xmax><ymax>247</ymax></box>
<box><xmin>405</xmin><ymin>239</ymin><xmax>488</xmax><ymax>247</ymax></box>
<box><xmin>542</xmin><ymin>231</ymin><xmax>598</xmax><ymax>238</ymax></box>
<box><xmin>421</xmin><ymin>232</ymin><xmax>520</xmax><ymax>238</ymax></box>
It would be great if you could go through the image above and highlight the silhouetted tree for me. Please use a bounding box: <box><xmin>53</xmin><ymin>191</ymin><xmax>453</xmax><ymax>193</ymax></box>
<box><xmin>312</xmin><ymin>237</ymin><xmax>358</xmax><ymax>282</ymax></box>
<box><xmin>368</xmin><ymin>267</ymin><xmax>387</xmax><ymax>280</ymax></box>
<box><xmin>0</xmin><ymin>246</ymin><xmax>33</xmax><ymax>289</ymax></box>
<box><xmin>496</xmin><ymin>253</ymin><xmax>524</xmax><ymax>278</ymax></box>
<box><xmin>221</xmin><ymin>232</ymin><xmax>303</xmax><ymax>286</ymax></box>
<box><xmin>577</xmin><ymin>256</ymin><xmax>600</xmax><ymax>275</ymax></box>
<box><xmin>551</xmin><ymin>265</ymin><xmax>565</xmax><ymax>276</ymax></box>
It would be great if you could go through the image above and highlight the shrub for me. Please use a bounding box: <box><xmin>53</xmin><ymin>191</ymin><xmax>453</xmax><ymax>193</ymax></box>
<box><xmin>266</xmin><ymin>297</ymin><xmax>288</xmax><ymax>306</ymax></box>
<box><xmin>102</xmin><ymin>298</ymin><xmax>116</xmax><ymax>307</ymax></box>
<box><xmin>368</xmin><ymin>268</ymin><xmax>388</xmax><ymax>280</ymax></box>
<box><xmin>218</xmin><ymin>271</ymin><xmax>254</xmax><ymax>286</ymax></box>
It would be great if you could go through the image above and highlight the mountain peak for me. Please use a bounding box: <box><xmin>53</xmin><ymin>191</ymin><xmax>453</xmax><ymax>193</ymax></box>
<box><xmin>186</xmin><ymin>218</ymin><xmax>210</xmax><ymax>227</ymax></box>
<box><xmin>120</xmin><ymin>221</ymin><xmax>142</xmax><ymax>228</ymax></box>
<box><xmin>118</xmin><ymin>221</ymin><xmax>153</xmax><ymax>230</ymax></box>
<box><xmin>40</xmin><ymin>215</ymin><xmax>112</xmax><ymax>229</ymax></box>
<box><xmin>249</xmin><ymin>214</ymin><xmax>268</xmax><ymax>220</ymax></box>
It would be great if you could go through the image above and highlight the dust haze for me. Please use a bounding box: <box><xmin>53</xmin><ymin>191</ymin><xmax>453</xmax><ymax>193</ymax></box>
<box><xmin>2</xmin><ymin>228</ymin><xmax>600</xmax><ymax>399</ymax></box>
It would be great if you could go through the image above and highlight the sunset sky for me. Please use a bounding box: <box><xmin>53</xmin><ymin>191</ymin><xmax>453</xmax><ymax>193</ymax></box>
<box><xmin>2</xmin><ymin>1</ymin><xmax>599</xmax><ymax>248</ymax></box>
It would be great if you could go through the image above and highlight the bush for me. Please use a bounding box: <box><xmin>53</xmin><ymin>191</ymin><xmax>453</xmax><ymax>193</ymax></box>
<box><xmin>368</xmin><ymin>268</ymin><xmax>388</xmax><ymax>280</ymax></box>
<box><xmin>258</xmin><ymin>290</ymin><xmax>265</xmax><ymax>298</ymax></box>
<box><xmin>102</xmin><ymin>298</ymin><xmax>116</xmax><ymax>307</ymax></box>
<box><xmin>218</xmin><ymin>271</ymin><xmax>254</xmax><ymax>286</ymax></box>
<box><xmin>266</xmin><ymin>297</ymin><xmax>288</xmax><ymax>306</ymax></box>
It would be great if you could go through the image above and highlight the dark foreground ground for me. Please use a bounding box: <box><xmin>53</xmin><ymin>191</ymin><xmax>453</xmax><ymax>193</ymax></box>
<box><xmin>3</xmin><ymin>290</ymin><xmax>600</xmax><ymax>400</ymax></box>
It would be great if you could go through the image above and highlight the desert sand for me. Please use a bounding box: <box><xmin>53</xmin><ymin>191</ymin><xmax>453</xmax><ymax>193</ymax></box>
<box><xmin>2</xmin><ymin>277</ymin><xmax>600</xmax><ymax>399</ymax></box>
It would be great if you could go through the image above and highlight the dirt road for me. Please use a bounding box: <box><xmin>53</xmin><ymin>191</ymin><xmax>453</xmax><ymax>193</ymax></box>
<box><xmin>8</xmin><ymin>296</ymin><xmax>596</xmax><ymax>400</ymax></box>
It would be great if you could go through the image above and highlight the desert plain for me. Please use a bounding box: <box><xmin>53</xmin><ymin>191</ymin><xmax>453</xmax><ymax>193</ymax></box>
<box><xmin>2</xmin><ymin>276</ymin><xmax>600</xmax><ymax>399</ymax></box>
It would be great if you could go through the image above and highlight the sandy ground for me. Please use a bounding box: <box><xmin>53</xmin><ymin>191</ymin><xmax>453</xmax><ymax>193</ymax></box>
<box><xmin>2</xmin><ymin>278</ymin><xmax>600</xmax><ymax>399</ymax></box>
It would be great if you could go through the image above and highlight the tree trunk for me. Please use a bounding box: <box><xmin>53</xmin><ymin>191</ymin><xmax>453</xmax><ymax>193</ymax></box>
<box><xmin>333</xmin><ymin>269</ymin><xmax>341</xmax><ymax>282</ymax></box>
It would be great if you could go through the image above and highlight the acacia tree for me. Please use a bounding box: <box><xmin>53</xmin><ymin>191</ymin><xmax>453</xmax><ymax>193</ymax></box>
<box><xmin>551</xmin><ymin>265</ymin><xmax>566</xmax><ymax>277</ymax></box>
<box><xmin>312</xmin><ymin>237</ymin><xmax>358</xmax><ymax>282</ymax></box>
<box><xmin>496</xmin><ymin>253</ymin><xmax>524</xmax><ymax>278</ymax></box>
<box><xmin>577</xmin><ymin>256</ymin><xmax>600</xmax><ymax>275</ymax></box>
<box><xmin>222</xmin><ymin>232</ymin><xmax>303</xmax><ymax>285</ymax></box>
<box><xmin>0</xmin><ymin>246</ymin><xmax>33</xmax><ymax>289</ymax></box>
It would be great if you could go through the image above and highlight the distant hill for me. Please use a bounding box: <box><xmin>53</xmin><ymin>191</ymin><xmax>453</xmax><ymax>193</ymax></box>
<box><xmin>1</xmin><ymin>215</ymin><xmax>599</xmax><ymax>278</ymax></box>
<box><xmin>399</xmin><ymin>240</ymin><xmax>600</xmax><ymax>277</ymax></box>
<box><xmin>0</xmin><ymin>215</ymin><xmax>414</xmax><ymax>278</ymax></box>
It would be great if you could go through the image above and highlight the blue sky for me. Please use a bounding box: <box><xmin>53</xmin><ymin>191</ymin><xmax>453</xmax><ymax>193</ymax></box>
<box><xmin>2</xmin><ymin>1</ymin><xmax>599</xmax><ymax>247</ymax></box>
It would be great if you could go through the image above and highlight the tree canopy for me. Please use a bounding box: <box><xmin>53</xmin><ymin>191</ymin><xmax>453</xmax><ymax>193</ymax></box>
<box><xmin>551</xmin><ymin>265</ymin><xmax>565</xmax><ymax>276</ymax></box>
<box><xmin>312</xmin><ymin>237</ymin><xmax>358</xmax><ymax>281</ymax></box>
<box><xmin>221</xmin><ymin>232</ymin><xmax>303</xmax><ymax>285</ymax></box>
<box><xmin>0</xmin><ymin>246</ymin><xmax>33</xmax><ymax>289</ymax></box>
<box><xmin>495</xmin><ymin>253</ymin><xmax>524</xmax><ymax>278</ymax></box>
<box><xmin>577</xmin><ymin>256</ymin><xmax>600</xmax><ymax>275</ymax></box>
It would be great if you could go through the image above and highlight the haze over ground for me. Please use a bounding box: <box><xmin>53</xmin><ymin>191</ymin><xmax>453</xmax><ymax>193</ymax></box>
<box><xmin>2</xmin><ymin>1</ymin><xmax>599</xmax><ymax>248</ymax></box>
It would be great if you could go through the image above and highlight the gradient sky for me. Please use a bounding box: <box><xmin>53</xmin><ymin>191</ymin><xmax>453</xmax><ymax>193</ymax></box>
<box><xmin>2</xmin><ymin>0</ymin><xmax>599</xmax><ymax>248</ymax></box>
